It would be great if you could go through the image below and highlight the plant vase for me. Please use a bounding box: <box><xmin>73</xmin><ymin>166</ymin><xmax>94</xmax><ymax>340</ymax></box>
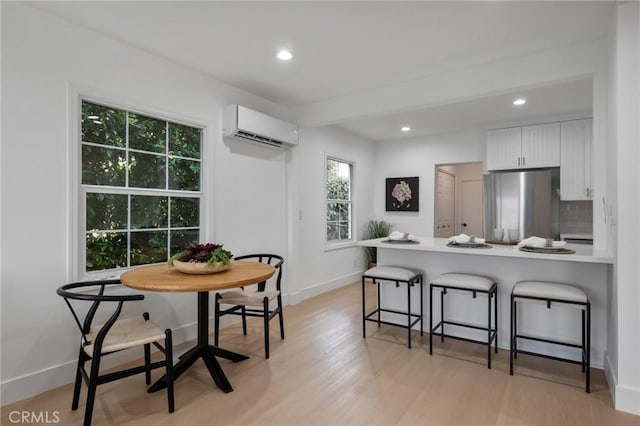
<box><xmin>172</xmin><ymin>260</ymin><xmax>231</xmax><ymax>275</ymax></box>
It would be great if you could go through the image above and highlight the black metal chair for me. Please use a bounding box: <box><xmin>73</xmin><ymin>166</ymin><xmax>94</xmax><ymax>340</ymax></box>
<box><xmin>57</xmin><ymin>279</ymin><xmax>174</xmax><ymax>426</ymax></box>
<box><xmin>214</xmin><ymin>254</ymin><xmax>285</xmax><ymax>359</ymax></box>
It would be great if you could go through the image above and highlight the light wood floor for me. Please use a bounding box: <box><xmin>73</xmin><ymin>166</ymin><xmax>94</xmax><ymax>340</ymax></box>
<box><xmin>2</xmin><ymin>282</ymin><xmax>638</xmax><ymax>426</ymax></box>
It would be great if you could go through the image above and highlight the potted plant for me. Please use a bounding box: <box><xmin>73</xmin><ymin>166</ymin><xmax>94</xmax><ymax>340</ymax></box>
<box><xmin>364</xmin><ymin>219</ymin><xmax>392</xmax><ymax>268</ymax></box>
<box><xmin>168</xmin><ymin>243</ymin><xmax>234</xmax><ymax>274</ymax></box>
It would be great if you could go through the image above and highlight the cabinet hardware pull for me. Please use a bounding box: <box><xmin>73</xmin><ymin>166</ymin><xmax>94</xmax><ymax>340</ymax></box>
<box><xmin>518</xmin><ymin>157</ymin><xmax>521</xmax><ymax>166</ymax></box>
<box><xmin>523</xmin><ymin>157</ymin><xmax>526</xmax><ymax>166</ymax></box>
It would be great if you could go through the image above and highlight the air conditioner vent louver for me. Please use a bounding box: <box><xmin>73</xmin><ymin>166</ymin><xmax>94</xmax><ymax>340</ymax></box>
<box><xmin>236</xmin><ymin>131</ymin><xmax>283</xmax><ymax>147</ymax></box>
<box><xmin>222</xmin><ymin>105</ymin><xmax>298</xmax><ymax>149</ymax></box>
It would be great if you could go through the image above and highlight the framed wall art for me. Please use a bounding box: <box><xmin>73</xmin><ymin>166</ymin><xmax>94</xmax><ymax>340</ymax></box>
<box><xmin>386</xmin><ymin>177</ymin><xmax>419</xmax><ymax>212</ymax></box>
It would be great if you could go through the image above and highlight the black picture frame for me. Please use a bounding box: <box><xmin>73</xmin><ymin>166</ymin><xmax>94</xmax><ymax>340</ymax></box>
<box><xmin>386</xmin><ymin>177</ymin><xmax>419</xmax><ymax>212</ymax></box>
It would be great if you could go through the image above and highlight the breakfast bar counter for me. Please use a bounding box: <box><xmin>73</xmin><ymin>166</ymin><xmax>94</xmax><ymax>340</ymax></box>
<box><xmin>359</xmin><ymin>236</ymin><xmax>613</xmax><ymax>264</ymax></box>
<box><xmin>358</xmin><ymin>237</ymin><xmax>613</xmax><ymax>367</ymax></box>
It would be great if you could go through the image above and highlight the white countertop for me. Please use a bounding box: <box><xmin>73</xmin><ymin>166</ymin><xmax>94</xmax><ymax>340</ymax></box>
<box><xmin>358</xmin><ymin>237</ymin><xmax>613</xmax><ymax>264</ymax></box>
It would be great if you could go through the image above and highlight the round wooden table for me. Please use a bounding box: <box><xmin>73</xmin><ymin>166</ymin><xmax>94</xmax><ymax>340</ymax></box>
<box><xmin>121</xmin><ymin>261</ymin><xmax>275</xmax><ymax>393</ymax></box>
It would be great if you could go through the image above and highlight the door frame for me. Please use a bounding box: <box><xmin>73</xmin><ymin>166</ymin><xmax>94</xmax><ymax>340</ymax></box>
<box><xmin>434</xmin><ymin>168</ymin><xmax>456</xmax><ymax>237</ymax></box>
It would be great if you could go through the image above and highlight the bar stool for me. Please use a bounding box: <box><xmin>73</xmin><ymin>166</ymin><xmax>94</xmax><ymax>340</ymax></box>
<box><xmin>429</xmin><ymin>273</ymin><xmax>498</xmax><ymax>368</ymax></box>
<box><xmin>510</xmin><ymin>281</ymin><xmax>591</xmax><ymax>392</ymax></box>
<box><xmin>362</xmin><ymin>266</ymin><xmax>423</xmax><ymax>348</ymax></box>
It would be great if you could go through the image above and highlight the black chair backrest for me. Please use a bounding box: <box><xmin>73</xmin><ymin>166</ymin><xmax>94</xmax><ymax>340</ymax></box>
<box><xmin>56</xmin><ymin>279</ymin><xmax>144</xmax><ymax>355</ymax></box>
<box><xmin>234</xmin><ymin>254</ymin><xmax>284</xmax><ymax>292</ymax></box>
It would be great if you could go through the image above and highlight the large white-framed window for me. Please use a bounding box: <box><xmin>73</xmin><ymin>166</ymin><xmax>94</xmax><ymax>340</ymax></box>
<box><xmin>325</xmin><ymin>155</ymin><xmax>353</xmax><ymax>245</ymax></box>
<box><xmin>79</xmin><ymin>99</ymin><xmax>203</xmax><ymax>276</ymax></box>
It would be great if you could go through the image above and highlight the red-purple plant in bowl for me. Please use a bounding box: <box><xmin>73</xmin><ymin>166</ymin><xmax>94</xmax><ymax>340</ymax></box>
<box><xmin>168</xmin><ymin>243</ymin><xmax>233</xmax><ymax>274</ymax></box>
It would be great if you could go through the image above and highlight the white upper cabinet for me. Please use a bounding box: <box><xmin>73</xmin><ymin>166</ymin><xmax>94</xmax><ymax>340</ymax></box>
<box><xmin>521</xmin><ymin>123</ymin><xmax>560</xmax><ymax>168</ymax></box>
<box><xmin>560</xmin><ymin>119</ymin><xmax>592</xmax><ymax>200</ymax></box>
<box><xmin>486</xmin><ymin>123</ymin><xmax>560</xmax><ymax>171</ymax></box>
<box><xmin>486</xmin><ymin>127</ymin><xmax>522</xmax><ymax>170</ymax></box>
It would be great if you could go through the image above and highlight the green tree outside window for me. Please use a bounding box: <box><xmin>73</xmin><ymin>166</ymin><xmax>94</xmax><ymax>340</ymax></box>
<box><xmin>82</xmin><ymin>100</ymin><xmax>202</xmax><ymax>273</ymax></box>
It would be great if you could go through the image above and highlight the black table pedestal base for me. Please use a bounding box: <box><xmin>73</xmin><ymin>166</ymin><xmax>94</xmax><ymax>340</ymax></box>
<box><xmin>148</xmin><ymin>344</ymin><xmax>248</xmax><ymax>393</ymax></box>
<box><xmin>148</xmin><ymin>291</ymin><xmax>248</xmax><ymax>393</ymax></box>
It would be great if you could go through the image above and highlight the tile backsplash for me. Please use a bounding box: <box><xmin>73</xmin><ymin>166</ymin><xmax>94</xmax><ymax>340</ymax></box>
<box><xmin>559</xmin><ymin>201</ymin><xmax>593</xmax><ymax>235</ymax></box>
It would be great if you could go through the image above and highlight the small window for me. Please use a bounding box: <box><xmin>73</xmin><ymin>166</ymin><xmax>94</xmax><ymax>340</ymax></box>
<box><xmin>81</xmin><ymin>100</ymin><xmax>202</xmax><ymax>274</ymax></box>
<box><xmin>326</xmin><ymin>157</ymin><xmax>353</xmax><ymax>243</ymax></box>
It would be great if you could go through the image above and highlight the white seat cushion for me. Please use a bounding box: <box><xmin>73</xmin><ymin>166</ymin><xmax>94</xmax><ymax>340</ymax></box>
<box><xmin>84</xmin><ymin>316</ymin><xmax>166</xmax><ymax>355</ymax></box>
<box><xmin>431</xmin><ymin>273</ymin><xmax>494</xmax><ymax>291</ymax></box>
<box><xmin>513</xmin><ymin>281</ymin><xmax>588</xmax><ymax>303</ymax></box>
<box><xmin>364</xmin><ymin>266</ymin><xmax>421</xmax><ymax>282</ymax></box>
<box><xmin>219</xmin><ymin>289</ymin><xmax>280</xmax><ymax>307</ymax></box>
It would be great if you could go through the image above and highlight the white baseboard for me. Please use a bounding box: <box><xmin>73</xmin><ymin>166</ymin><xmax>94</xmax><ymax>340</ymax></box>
<box><xmin>604</xmin><ymin>353</ymin><xmax>617</xmax><ymax>408</ymax></box>
<box><xmin>0</xmin><ymin>310</ymin><xmax>269</xmax><ymax>408</ymax></box>
<box><xmin>614</xmin><ymin>384</ymin><xmax>640</xmax><ymax>415</ymax></box>
<box><xmin>604</xmin><ymin>352</ymin><xmax>640</xmax><ymax>415</ymax></box>
<box><xmin>0</xmin><ymin>320</ymin><xmax>200</xmax><ymax>407</ymax></box>
<box><xmin>285</xmin><ymin>270</ymin><xmax>362</xmax><ymax>305</ymax></box>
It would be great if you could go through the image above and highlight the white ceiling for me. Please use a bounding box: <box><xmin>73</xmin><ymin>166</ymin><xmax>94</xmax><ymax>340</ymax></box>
<box><xmin>340</xmin><ymin>77</ymin><xmax>594</xmax><ymax>140</ymax></box>
<box><xmin>32</xmin><ymin>1</ymin><xmax>612</xmax><ymax>140</ymax></box>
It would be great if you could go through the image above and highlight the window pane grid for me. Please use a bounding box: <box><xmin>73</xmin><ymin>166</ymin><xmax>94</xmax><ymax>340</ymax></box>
<box><xmin>82</xmin><ymin>100</ymin><xmax>202</xmax><ymax>273</ymax></box>
<box><xmin>326</xmin><ymin>157</ymin><xmax>353</xmax><ymax>243</ymax></box>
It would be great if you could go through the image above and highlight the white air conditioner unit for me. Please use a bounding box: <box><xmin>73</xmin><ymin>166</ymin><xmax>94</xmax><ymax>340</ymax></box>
<box><xmin>222</xmin><ymin>105</ymin><xmax>299</xmax><ymax>149</ymax></box>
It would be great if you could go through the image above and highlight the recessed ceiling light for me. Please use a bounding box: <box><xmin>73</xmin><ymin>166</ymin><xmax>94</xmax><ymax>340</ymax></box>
<box><xmin>276</xmin><ymin>50</ymin><xmax>293</xmax><ymax>61</ymax></box>
<box><xmin>513</xmin><ymin>98</ymin><xmax>527</xmax><ymax>106</ymax></box>
<box><xmin>401</xmin><ymin>126</ymin><xmax>411</xmax><ymax>132</ymax></box>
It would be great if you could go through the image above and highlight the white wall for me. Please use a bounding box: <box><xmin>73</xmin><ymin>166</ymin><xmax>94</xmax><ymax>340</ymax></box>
<box><xmin>288</xmin><ymin>126</ymin><xmax>375</xmax><ymax>303</ymax></box>
<box><xmin>605</xmin><ymin>1</ymin><xmax>640</xmax><ymax>416</ymax></box>
<box><xmin>0</xmin><ymin>3</ymin><xmax>291</xmax><ymax>405</ymax></box>
<box><xmin>373</xmin><ymin>130</ymin><xmax>486</xmax><ymax>236</ymax></box>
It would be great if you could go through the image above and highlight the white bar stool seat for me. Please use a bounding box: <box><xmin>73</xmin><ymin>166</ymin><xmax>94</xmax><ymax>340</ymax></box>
<box><xmin>510</xmin><ymin>280</ymin><xmax>591</xmax><ymax>392</ymax></box>
<box><xmin>430</xmin><ymin>273</ymin><xmax>498</xmax><ymax>368</ymax></box>
<box><xmin>362</xmin><ymin>266</ymin><xmax>424</xmax><ymax>348</ymax></box>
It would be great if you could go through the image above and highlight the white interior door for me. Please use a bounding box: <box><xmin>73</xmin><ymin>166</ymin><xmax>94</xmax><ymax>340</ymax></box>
<box><xmin>435</xmin><ymin>170</ymin><xmax>455</xmax><ymax>237</ymax></box>
<box><xmin>461</xmin><ymin>179</ymin><xmax>483</xmax><ymax>237</ymax></box>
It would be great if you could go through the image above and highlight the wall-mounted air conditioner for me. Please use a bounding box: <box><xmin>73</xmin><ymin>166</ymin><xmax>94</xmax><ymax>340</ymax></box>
<box><xmin>222</xmin><ymin>104</ymin><xmax>299</xmax><ymax>149</ymax></box>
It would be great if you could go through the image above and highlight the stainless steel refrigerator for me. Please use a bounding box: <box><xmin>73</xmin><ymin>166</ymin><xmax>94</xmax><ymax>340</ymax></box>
<box><xmin>483</xmin><ymin>169</ymin><xmax>559</xmax><ymax>241</ymax></box>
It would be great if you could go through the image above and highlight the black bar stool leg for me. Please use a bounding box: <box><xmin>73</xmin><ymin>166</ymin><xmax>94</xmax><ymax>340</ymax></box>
<box><xmin>420</xmin><ymin>280</ymin><xmax>424</xmax><ymax>336</ymax></box>
<box><xmin>586</xmin><ymin>302</ymin><xmax>591</xmax><ymax>393</ymax></box>
<box><xmin>487</xmin><ymin>289</ymin><xmax>491</xmax><ymax>369</ymax></box>
<box><xmin>581</xmin><ymin>309</ymin><xmax>586</xmax><ymax>372</ymax></box>
<box><xmin>429</xmin><ymin>284</ymin><xmax>434</xmax><ymax>355</ymax></box>
<box><xmin>513</xmin><ymin>298</ymin><xmax>518</xmax><ymax>359</ymax></box>
<box><xmin>377</xmin><ymin>281</ymin><xmax>381</xmax><ymax>327</ymax></box>
<box><xmin>361</xmin><ymin>277</ymin><xmax>366</xmax><ymax>339</ymax></box>
<box><xmin>407</xmin><ymin>282</ymin><xmax>412</xmax><ymax>349</ymax></box>
<box><xmin>440</xmin><ymin>289</ymin><xmax>445</xmax><ymax>342</ymax></box>
<box><xmin>494</xmin><ymin>288</ymin><xmax>499</xmax><ymax>353</ymax></box>
<box><xmin>510</xmin><ymin>295</ymin><xmax>515</xmax><ymax>376</ymax></box>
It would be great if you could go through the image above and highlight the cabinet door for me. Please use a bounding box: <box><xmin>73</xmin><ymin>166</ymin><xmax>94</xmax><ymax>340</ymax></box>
<box><xmin>521</xmin><ymin>123</ymin><xmax>560</xmax><ymax>168</ymax></box>
<box><xmin>486</xmin><ymin>127</ymin><xmax>521</xmax><ymax>170</ymax></box>
<box><xmin>560</xmin><ymin>119</ymin><xmax>592</xmax><ymax>200</ymax></box>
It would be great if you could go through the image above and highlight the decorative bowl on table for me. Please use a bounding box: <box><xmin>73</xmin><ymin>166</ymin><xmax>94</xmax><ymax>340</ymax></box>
<box><xmin>171</xmin><ymin>260</ymin><xmax>231</xmax><ymax>274</ymax></box>
<box><xmin>168</xmin><ymin>243</ymin><xmax>233</xmax><ymax>275</ymax></box>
